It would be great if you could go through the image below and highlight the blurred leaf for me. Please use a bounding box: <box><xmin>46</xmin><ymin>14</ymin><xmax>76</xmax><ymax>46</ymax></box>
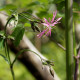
<box><xmin>0</xmin><ymin>38</ymin><xmax>4</xmax><ymax>49</ymax></box>
<box><xmin>0</xmin><ymin>54</ymin><xmax>9</xmax><ymax>64</ymax></box>
<box><xmin>0</xmin><ymin>4</ymin><xmax>17</xmax><ymax>11</ymax></box>
<box><xmin>11</xmin><ymin>25</ymin><xmax>25</xmax><ymax>46</ymax></box>
<box><xmin>0</xmin><ymin>31</ymin><xmax>5</xmax><ymax>49</ymax></box>
<box><xmin>24</xmin><ymin>22</ymin><xmax>31</xmax><ymax>27</ymax></box>
<box><xmin>57</xmin><ymin>1</ymin><xmax>65</xmax><ymax>11</ymax></box>
<box><xmin>73</xmin><ymin>2</ymin><xmax>80</xmax><ymax>11</ymax></box>
<box><xmin>27</xmin><ymin>1</ymin><xmax>40</xmax><ymax>7</ymax></box>
<box><xmin>0</xmin><ymin>31</ymin><xmax>5</xmax><ymax>37</ymax></box>
<box><xmin>19</xmin><ymin>12</ymin><xmax>41</xmax><ymax>22</ymax></box>
<box><xmin>7</xmin><ymin>35</ymin><xmax>15</xmax><ymax>40</ymax></box>
<box><xmin>73</xmin><ymin>13</ymin><xmax>79</xmax><ymax>20</ymax></box>
<box><xmin>53</xmin><ymin>0</ymin><xmax>64</xmax><ymax>3</ymax></box>
<box><xmin>18</xmin><ymin>10</ymin><xmax>32</xmax><ymax>23</ymax></box>
<box><xmin>38</xmin><ymin>0</ymin><xmax>48</xmax><ymax>5</ymax></box>
<box><xmin>37</xmin><ymin>10</ymin><xmax>48</xmax><ymax>18</ymax></box>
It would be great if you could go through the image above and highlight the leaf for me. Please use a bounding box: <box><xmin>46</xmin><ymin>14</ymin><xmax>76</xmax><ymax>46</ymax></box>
<box><xmin>57</xmin><ymin>1</ymin><xmax>65</xmax><ymax>11</ymax></box>
<box><xmin>0</xmin><ymin>39</ymin><xmax>4</xmax><ymax>48</ymax></box>
<box><xmin>73</xmin><ymin>2</ymin><xmax>80</xmax><ymax>11</ymax></box>
<box><xmin>14</xmin><ymin>27</ymin><xmax>25</xmax><ymax>46</ymax></box>
<box><xmin>0</xmin><ymin>31</ymin><xmax>5</xmax><ymax>37</ymax></box>
<box><xmin>27</xmin><ymin>1</ymin><xmax>40</xmax><ymax>7</ymax></box>
<box><xmin>11</xmin><ymin>24</ymin><xmax>23</xmax><ymax>37</ymax></box>
<box><xmin>11</xmin><ymin>25</ymin><xmax>25</xmax><ymax>46</ymax></box>
<box><xmin>37</xmin><ymin>10</ymin><xmax>48</xmax><ymax>18</ymax></box>
<box><xmin>0</xmin><ymin>37</ymin><xmax>4</xmax><ymax>49</ymax></box>
<box><xmin>0</xmin><ymin>4</ymin><xmax>17</xmax><ymax>11</ymax></box>
<box><xmin>53</xmin><ymin>0</ymin><xmax>64</xmax><ymax>3</ymax></box>
<box><xmin>0</xmin><ymin>54</ymin><xmax>9</xmax><ymax>64</ymax></box>
<box><xmin>19</xmin><ymin>11</ymin><xmax>41</xmax><ymax>23</ymax></box>
<box><xmin>7</xmin><ymin>35</ymin><xmax>15</xmax><ymax>40</ymax></box>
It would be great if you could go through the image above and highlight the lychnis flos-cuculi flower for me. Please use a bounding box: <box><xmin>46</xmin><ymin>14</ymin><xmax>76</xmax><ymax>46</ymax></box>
<box><xmin>37</xmin><ymin>11</ymin><xmax>62</xmax><ymax>38</ymax></box>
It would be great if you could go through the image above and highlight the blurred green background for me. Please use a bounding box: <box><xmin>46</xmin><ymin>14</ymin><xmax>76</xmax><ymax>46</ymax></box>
<box><xmin>0</xmin><ymin>0</ymin><xmax>80</xmax><ymax>80</ymax></box>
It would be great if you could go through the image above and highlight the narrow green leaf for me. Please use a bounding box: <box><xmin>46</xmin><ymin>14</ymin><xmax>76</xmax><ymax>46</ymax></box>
<box><xmin>19</xmin><ymin>12</ymin><xmax>41</xmax><ymax>22</ymax></box>
<box><xmin>0</xmin><ymin>54</ymin><xmax>9</xmax><ymax>64</ymax></box>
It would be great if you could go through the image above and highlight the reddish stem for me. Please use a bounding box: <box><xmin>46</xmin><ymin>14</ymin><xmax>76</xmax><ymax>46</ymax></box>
<box><xmin>74</xmin><ymin>49</ymin><xmax>80</xmax><ymax>80</ymax></box>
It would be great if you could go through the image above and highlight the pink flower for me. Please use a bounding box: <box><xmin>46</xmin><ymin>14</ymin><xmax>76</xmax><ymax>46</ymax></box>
<box><xmin>37</xmin><ymin>11</ymin><xmax>62</xmax><ymax>38</ymax></box>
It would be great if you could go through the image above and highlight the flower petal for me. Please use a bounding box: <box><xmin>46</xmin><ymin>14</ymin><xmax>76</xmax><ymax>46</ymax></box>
<box><xmin>46</xmin><ymin>27</ymin><xmax>51</xmax><ymax>36</ymax></box>
<box><xmin>44</xmin><ymin>18</ymin><xmax>49</xmax><ymax>25</ymax></box>
<box><xmin>37</xmin><ymin>28</ymin><xmax>48</xmax><ymax>38</ymax></box>
<box><xmin>49</xmin><ymin>28</ymin><xmax>51</xmax><ymax>36</ymax></box>
<box><xmin>51</xmin><ymin>23</ymin><xmax>55</xmax><ymax>26</ymax></box>
<box><xmin>55</xmin><ymin>17</ymin><xmax>62</xmax><ymax>22</ymax></box>
<box><xmin>51</xmin><ymin>11</ymin><xmax>57</xmax><ymax>23</ymax></box>
<box><xmin>37</xmin><ymin>32</ymin><xmax>44</xmax><ymax>38</ymax></box>
<box><xmin>42</xmin><ymin>23</ymin><xmax>49</xmax><ymax>27</ymax></box>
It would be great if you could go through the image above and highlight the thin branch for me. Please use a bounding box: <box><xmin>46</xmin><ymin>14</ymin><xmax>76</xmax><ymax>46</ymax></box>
<box><xmin>50</xmin><ymin>37</ymin><xmax>66</xmax><ymax>51</ymax></box>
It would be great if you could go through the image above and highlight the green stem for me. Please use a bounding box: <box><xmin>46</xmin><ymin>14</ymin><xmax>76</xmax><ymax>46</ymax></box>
<box><xmin>10</xmin><ymin>66</ymin><xmax>15</xmax><ymax>80</ymax></box>
<box><xmin>4</xmin><ymin>16</ymin><xmax>14</xmax><ymax>58</ymax></box>
<box><xmin>4</xmin><ymin>16</ymin><xmax>15</xmax><ymax>80</ymax></box>
<box><xmin>11</xmin><ymin>49</ymin><xmax>43</xmax><ymax>67</ymax></box>
<box><xmin>65</xmin><ymin>0</ymin><xmax>74</xmax><ymax>80</ymax></box>
<box><xmin>4</xmin><ymin>15</ymin><xmax>13</xmax><ymax>64</ymax></box>
<box><xmin>4</xmin><ymin>16</ymin><xmax>13</xmax><ymax>35</ymax></box>
<box><xmin>5</xmin><ymin>42</ymin><xmax>15</xmax><ymax>80</ymax></box>
<box><xmin>73</xmin><ymin>22</ymin><xmax>77</xmax><ymax>56</ymax></box>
